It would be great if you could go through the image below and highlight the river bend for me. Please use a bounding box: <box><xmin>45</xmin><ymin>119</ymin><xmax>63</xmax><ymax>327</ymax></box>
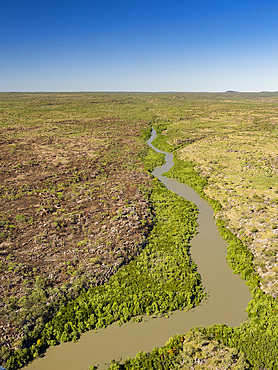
<box><xmin>23</xmin><ymin>128</ymin><xmax>251</xmax><ymax>370</ymax></box>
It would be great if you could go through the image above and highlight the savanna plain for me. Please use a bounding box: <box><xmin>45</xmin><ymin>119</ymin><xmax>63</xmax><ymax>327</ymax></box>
<box><xmin>0</xmin><ymin>92</ymin><xmax>277</xmax><ymax>369</ymax></box>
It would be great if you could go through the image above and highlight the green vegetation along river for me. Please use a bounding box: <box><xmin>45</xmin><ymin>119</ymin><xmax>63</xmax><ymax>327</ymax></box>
<box><xmin>22</xmin><ymin>128</ymin><xmax>251</xmax><ymax>370</ymax></box>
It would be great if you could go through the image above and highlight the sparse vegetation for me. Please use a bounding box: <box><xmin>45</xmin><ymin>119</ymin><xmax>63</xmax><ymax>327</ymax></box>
<box><xmin>1</xmin><ymin>92</ymin><xmax>278</xmax><ymax>369</ymax></box>
<box><xmin>0</xmin><ymin>93</ymin><xmax>156</xmax><ymax>365</ymax></box>
<box><xmin>128</xmin><ymin>101</ymin><xmax>278</xmax><ymax>370</ymax></box>
<box><xmin>107</xmin><ymin>329</ymin><xmax>250</xmax><ymax>369</ymax></box>
<box><xmin>3</xmin><ymin>158</ymin><xmax>204</xmax><ymax>370</ymax></box>
<box><xmin>149</xmin><ymin>93</ymin><xmax>278</xmax><ymax>297</ymax></box>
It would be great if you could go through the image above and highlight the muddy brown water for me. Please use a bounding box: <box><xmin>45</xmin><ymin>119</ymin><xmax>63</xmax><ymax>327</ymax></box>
<box><xmin>23</xmin><ymin>129</ymin><xmax>251</xmax><ymax>370</ymax></box>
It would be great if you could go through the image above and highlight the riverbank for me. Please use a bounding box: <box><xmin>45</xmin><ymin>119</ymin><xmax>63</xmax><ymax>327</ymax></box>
<box><xmin>10</xmin><ymin>142</ymin><xmax>202</xmax><ymax>368</ymax></box>
<box><xmin>115</xmin><ymin>125</ymin><xmax>277</xmax><ymax>370</ymax></box>
<box><xmin>0</xmin><ymin>93</ymin><xmax>158</xmax><ymax>367</ymax></box>
<box><xmin>2</xmin><ymin>92</ymin><xmax>277</xmax><ymax>369</ymax></box>
<box><xmin>21</xmin><ymin>128</ymin><xmax>251</xmax><ymax>370</ymax></box>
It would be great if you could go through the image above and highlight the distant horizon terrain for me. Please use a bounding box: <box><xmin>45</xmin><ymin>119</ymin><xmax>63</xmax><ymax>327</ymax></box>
<box><xmin>1</xmin><ymin>90</ymin><xmax>278</xmax><ymax>93</ymax></box>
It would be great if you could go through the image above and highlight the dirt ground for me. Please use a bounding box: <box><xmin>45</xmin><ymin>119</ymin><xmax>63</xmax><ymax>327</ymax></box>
<box><xmin>0</xmin><ymin>93</ymin><xmax>154</xmax><ymax>352</ymax></box>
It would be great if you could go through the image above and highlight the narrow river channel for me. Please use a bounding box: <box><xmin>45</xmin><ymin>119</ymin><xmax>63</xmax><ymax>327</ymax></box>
<box><xmin>23</xmin><ymin>128</ymin><xmax>251</xmax><ymax>370</ymax></box>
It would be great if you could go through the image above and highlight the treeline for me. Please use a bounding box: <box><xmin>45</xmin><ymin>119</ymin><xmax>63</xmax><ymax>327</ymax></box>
<box><xmin>3</xmin><ymin>157</ymin><xmax>204</xmax><ymax>369</ymax></box>
<box><xmin>200</xmin><ymin>222</ymin><xmax>278</xmax><ymax>369</ymax></box>
<box><xmin>139</xmin><ymin>127</ymin><xmax>165</xmax><ymax>173</ymax></box>
<box><xmin>106</xmin><ymin>329</ymin><xmax>250</xmax><ymax>369</ymax></box>
<box><xmin>165</xmin><ymin>154</ymin><xmax>222</xmax><ymax>212</ymax></box>
<box><xmin>147</xmin><ymin>121</ymin><xmax>174</xmax><ymax>154</ymax></box>
<box><xmin>107</xmin><ymin>335</ymin><xmax>188</xmax><ymax>370</ymax></box>
<box><xmin>146</xmin><ymin>123</ymin><xmax>278</xmax><ymax>369</ymax></box>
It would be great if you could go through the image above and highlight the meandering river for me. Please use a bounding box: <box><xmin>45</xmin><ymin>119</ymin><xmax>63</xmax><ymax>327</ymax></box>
<box><xmin>23</xmin><ymin>129</ymin><xmax>251</xmax><ymax>370</ymax></box>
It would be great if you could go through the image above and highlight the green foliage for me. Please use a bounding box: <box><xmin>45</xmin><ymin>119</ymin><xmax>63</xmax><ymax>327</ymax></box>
<box><xmin>141</xmin><ymin>147</ymin><xmax>165</xmax><ymax>173</ymax></box>
<box><xmin>5</xmin><ymin>180</ymin><xmax>204</xmax><ymax>369</ymax></box>
<box><xmin>165</xmin><ymin>154</ymin><xmax>222</xmax><ymax>212</ymax></box>
<box><xmin>139</xmin><ymin>126</ymin><xmax>166</xmax><ymax>172</ymax></box>
<box><xmin>151</xmin><ymin>121</ymin><xmax>174</xmax><ymax>153</ymax></box>
<box><xmin>3</xmin><ymin>92</ymin><xmax>278</xmax><ymax>370</ymax></box>
<box><xmin>216</xmin><ymin>220</ymin><xmax>254</xmax><ymax>281</ymax></box>
<box><xmin>201</xmin><ymin>313</ymin><xmax>278</xmax><ymax>370</ymax></box>
<box><xmin>165</xmin><ymin>155</ymin><xmax>207</xmax><ymax>196</ymax></box>
<box><xmin>107</xmin><ymin>329</ymin><xmax>250</xmax><ymax>369</ymax></box>
<box><xmin>108</xmin><ymin>335</ymin><xmax>184</xmax><ymax>370</ymax></box>
<box><xmin>0</xmin><ymin>92</ymin><xmax>160</xmax><ymax>368</ymax></box>
<box><xmin>140</xmin><ymin>126</ymin><xmax>152</xmax><ymax>142</ymax></box>
<box><xmin>149</xmin><ymin>124</ymin><xmax>278</xmax><ymax>370</ymax></box>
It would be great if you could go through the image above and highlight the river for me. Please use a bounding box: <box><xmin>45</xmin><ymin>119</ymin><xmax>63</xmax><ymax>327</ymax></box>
<box><xmin>23</xmin><ymin>128</ymin><xmax>251</xmax><ymax>370</ymax></box>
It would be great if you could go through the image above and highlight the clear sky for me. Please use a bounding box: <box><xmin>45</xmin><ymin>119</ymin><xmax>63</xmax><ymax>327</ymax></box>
<box><xmin>1</xmin><ymin>0</ymin><xmax>278</xmax><ymax>92</ymax></box>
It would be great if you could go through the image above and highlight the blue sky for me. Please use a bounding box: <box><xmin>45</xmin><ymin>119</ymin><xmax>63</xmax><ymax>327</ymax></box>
<box><xmin>1</xmin><ymin>0</ymin><xmax>278</xmax><ymax>91</ymax></box>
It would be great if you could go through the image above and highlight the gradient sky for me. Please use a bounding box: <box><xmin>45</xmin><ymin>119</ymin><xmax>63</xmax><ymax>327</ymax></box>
<box><xmin>1</xmin><ymin>0</ymin><xmax>278</xmax><ymax>92</ymax></box>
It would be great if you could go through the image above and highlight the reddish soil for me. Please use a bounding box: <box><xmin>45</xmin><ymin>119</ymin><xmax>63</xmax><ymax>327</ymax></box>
<box><xmin>0</xmin><ymin>95</ymin><xmax>153</xmax><ymax>353</ymax></box>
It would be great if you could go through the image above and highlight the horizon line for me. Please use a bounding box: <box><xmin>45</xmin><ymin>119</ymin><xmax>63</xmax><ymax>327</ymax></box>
<box><xmin>1</xmin><ymin>90</ymin><xmax>278</xmax><ymax>94</ymax></box>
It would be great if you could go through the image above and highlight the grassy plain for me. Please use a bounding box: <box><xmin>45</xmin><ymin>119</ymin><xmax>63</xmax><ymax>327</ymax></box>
<box><xmin>103</xmin><ymin>92</ymin><xmax>278</xmax><ymax>370</ymax></box>
<box><xmin>0</xmin><ymin>93</ymin><xmax>156</xmax><ymax>361</ymax></box>
<box><xmin>150</xmin><ymin>92</ymin><xmax>278</xmax><ymax>297</ymax></box>
<box><xmin>1</xmin><ymin>92</ymin><xmax>277</xmax><ymax>369</ymax></box>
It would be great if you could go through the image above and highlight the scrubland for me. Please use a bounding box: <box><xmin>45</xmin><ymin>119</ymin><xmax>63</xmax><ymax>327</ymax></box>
<box><xmin>0</xmin><ymin>93</ymin><xmax>155</xmax><ymax>361</ymax></box>
<box><xmin>149</xmin><ymin>92</ymin><xmax>278</xmax><ymax>297</ymax></box>
<box><xmin>1</xmin><ymin>92</ymin><xmax>277</xmax><ymax>369</ymax></box>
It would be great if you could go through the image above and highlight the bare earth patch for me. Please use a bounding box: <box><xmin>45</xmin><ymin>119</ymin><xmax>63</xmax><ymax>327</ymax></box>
<box><xmin>148</xmin><ymin>93</ymin><xmax>278</xmax><ymax>297</ymax></box>
<box><xmin>0</xmin><ymin>93</ymin><xmax>154</xmax><ymax>353</ymax></box>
